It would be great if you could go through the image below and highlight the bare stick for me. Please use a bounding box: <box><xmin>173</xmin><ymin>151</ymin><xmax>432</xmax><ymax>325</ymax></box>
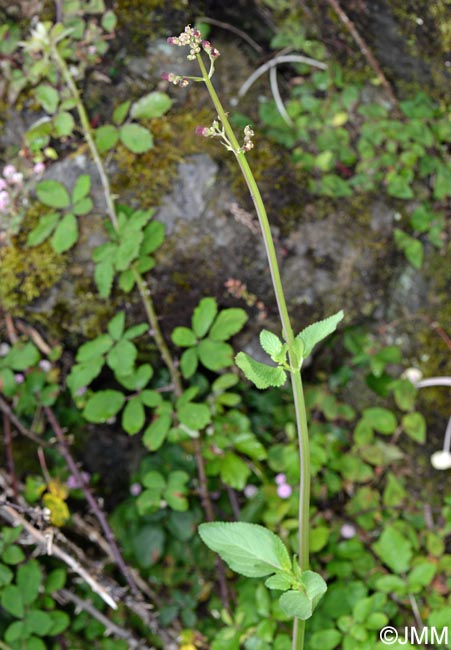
<box><xmin>0</xmin><ymin>396</ymin><xmax>51</xmax><ymax>448</ymax></box>
<box><xmin>0</xmin><ymin>504</ymin><xmax>118</xmax><ymax>609</ymax></box>
<box><xmin>2</xmin><ymin>412</ymin><xmax>18</xmax><ymax>501</ymax></box>
<box><xmin>44</xmin><ymin>407</ymin><xmax>140</xmax><ymax>598</ymax></box>
<box><xmin>58</xmin><ymin>589</ymin><xmax>150</xmax><ymax>649</ymax></box>
<box><xmin>325</xmin><ymin>0</ymin><xmax>399</xmax><ymax>111</ymax></box>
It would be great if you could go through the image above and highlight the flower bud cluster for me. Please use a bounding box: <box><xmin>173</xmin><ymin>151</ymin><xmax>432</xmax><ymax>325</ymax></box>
<box><xmin>161</xmin><ymin>72</ymin><xmax>190</xmax><ymax>88</ymax></box>
<box><xmin>167</xmin><ymin>25</ymin><xmax>203</xmax><ymax>60</ymax></box>
<box><xmin>241</xmin><ymin>125</ymin><xmax>255</xmax><ymax>152</ymax></box>
<box><xmin>167</xmin><ymin>25</ymin><xmax>221</xmax><ymax>61</ymax></box>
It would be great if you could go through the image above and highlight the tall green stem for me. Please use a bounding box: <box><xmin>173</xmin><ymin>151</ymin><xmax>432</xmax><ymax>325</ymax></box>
<box><xmin>198</xmin><ymin>55</ymin><xmax>311</xmax><ymax>650</ymax></box>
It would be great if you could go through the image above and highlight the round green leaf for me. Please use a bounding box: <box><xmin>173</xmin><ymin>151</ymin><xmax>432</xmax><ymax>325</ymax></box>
<box><xmin>362</xmin><ymin>407</ymin><xmax>397</xmax><ymax>434</ymax></box>
<box><xmin>172</xmin><ymin>327</ymin><xmax>197</xmax><ymax>347</ymax></box>
<box><xmin>402</xmin><ymin>412</ymin><xmax>426</xmax><ymax>443</ymax></box>
<box><xmin>95</xmin><ymin>124</ymin><xmax>119</xmax><ymax>153</ymax></box>
<box><xmin>1</xmin><ymin>584</ymin><xmax>24</xmax><ymax>617</ymax></box>
<box><xmin>180</xmin><ymin>348</ymin><xmax>198</xmax><ymax>379</ymax></box>
<box><xmin>106</xmin><ymin>339</ymin><xmax>137</xmax><ymax>375</ymax></box>
<box><xmin>53</xmin><ymin>111</ymin><xmax>75</xmax><ymax>137</ymax></box>
<box><xmin>178</xmin><ymin>402</ymin><xmax>211</xmax><ymax>430</ymax></box>
<box><xmin>192</xmin><ymin>297</ymin><xmax>217</xmax><ymax>338</ymax></box>
<box><xmin>220</xmin><ymin>452</ymin><xmax>250</xmax><ymax>490</ymax></box>
<box><xmin>143</xmin><ymin>414</ymin><xmax>172</xmax><ymax>451</ymax></box>
<box><xmin>119</xmin><ymin>123</ymin><xmax>153</xmax><ymax>153</ymax></box>
<box><xmin>130</xmin><ymin>91</ymin><xmax>173</xmax><ymax>119</ymax></box>
<box><xmin>122</xmin><ymin>396</ymin><xmax>145</xmax><ymax>435</ymax></box>
<box><xmin>50</xmin><ymin>213</ymin><xmax>78</xmax><ymax>253</ymax></box>
<box><xmin>36</xmin><ymin>180</ymin><xmax>70</xmax><ymax>209</ymax></box>
<box><xmin>17</xmin><ymin>560</ymin><xmax>42</xmax><ymax>605</ymax></box>
<box><xmin>209</xmin><ymin>308</ymin><xmax>248</xmax><ymax>341</ymax></box>
<box><xmin>198</xmin><ymin>339</ymin><xmax>233</xmax><ymax>370</ymax></box>
<box><xmin>83</xmin><ymin>390</ymin><xmax>125</xmax><ymax>423</ymax></box>
<box><xmin>27</xmin><ymin>212</ymin><xmax>60</xmax><ymax>247</ymax></box>
<box><xmin>35</xmin><ymin>84</ymin><xmax>59</xmax><ymax>114</ymax></box>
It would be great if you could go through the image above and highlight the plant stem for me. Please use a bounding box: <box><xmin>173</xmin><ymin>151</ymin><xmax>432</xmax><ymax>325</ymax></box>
<box><xmin>198</xmin><ymin>54</ymin><xmax>311</xmax><ymax>650</ymax></box>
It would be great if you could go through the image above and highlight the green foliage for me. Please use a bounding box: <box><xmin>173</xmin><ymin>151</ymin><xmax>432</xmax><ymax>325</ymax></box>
<box><xmin>172</xmin><ymin>297</ymin><xmax>248</xmax><ymax>378</ymax></box>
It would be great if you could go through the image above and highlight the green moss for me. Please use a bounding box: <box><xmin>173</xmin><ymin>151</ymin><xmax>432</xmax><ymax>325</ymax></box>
<box><xmin>112</xmin><ymin>105</ymin><xmax>215</xmax><ymax>207</ymax></box>
<box><xmin>115</xmin><ymin>0</ymin><xmax>205</xmax><ymax>55</ymax></box>
<box><xmin>0</xmin><ymin>205</ymin><xmax>65</xmax><ymax>314</ymax></box>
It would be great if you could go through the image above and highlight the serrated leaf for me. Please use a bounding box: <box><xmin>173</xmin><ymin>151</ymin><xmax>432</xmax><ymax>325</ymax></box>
<box><xmin>113</xmin><ymin>100</ymin><xmax>131</xmax><ymax>125</ymax></box>
<box><xmin>143</xmin><ymin>414</ymin><xmax>172</xmax><ymax>451</ymax></box>
<box><xmin>122</xmin><ymin>396</ymin><xmax>145</xmax><ymax>434</ymax></box>
<box><xmin>192</xmin><ymin>297</ymin><xmax>217</xmax><ymax>338</ymax></box>
<box><xmin>27</xmin><ymin>212</ymin><xmax>60</xmax><ymax>246</ymax></box>
<box><xmin>17</xmin><ymin>560</ymin><xmax>41</xmax><ymax>605</ymax></box>
<box><xmin>363</xmin><ymin>406</ymin><xmax>397</xmax><ymax>434</ymax></box>
<box><xmin>73</xmin><ymin>197</ymin><xmax>93</xmax><ymax>216</ymax></box>
<box><xmin>373</xmin><ymin>525</ymin><xmax>413</xmax><ymax>573</ymax></box>
<box><xmin>116</xmin><ymin>364</ymin><xmax>153</xmax><ymax>391</ymax></box>
<box><xmin>220</xmin><ymin>452</ymin><xmax>250</xmax><ymax>490</ymax></box>
<box><xmin>119</xmin><ymin>123</ymin><xmax>153</xmax><ymax>153</ymax></box>
<box><xmin>178</xmin><ymin>402</ymin><xmax>211</xmax><ymax>430</ymax></box>
<box><xmin>95</xmin><ymin>124</ymin><xmax>119</xmax><ymax>153</ymax></box>
<box><xmin>402</xmin><ymin>411</ymin><xmax>426</xmax><ymax>443</ymax></box>
<box><xmin>94</xmin><ymin>259</ymin><xmax>114</xmax><ymax>298</ymax></box>
<box><xmin>53</xmin><ymin>111</ymin><xmax>74</xmax><ymax>137</ymax></box>
<box><xmin>107</xmin><ymin>312</ymin><xmax>125</xmax><ymax>340</ymax></box>
<box><xmin>259</xmin><ymin>330</ymin><xmax>283</xmax><ymax>360</ymax></box>
<box><xmin>296</xmin><ymin>311</ymin><xmax>344</xmax><ymax>358</ymax></box>
<box><xmin>234</xmin><ymin>432</ymin><xmax>267</xmax><ymax>460</ymax></box>
<box><xmin>180</xmin><ymin>348</ymin><xmax>198</xmax><ymax>378</ymax></box>
<box><xmin>279</xmin><ymin>590</ymin><xmax>312</xmax><ymax>620</ymax></box>
<box><xmin>72</xmin><ymin>174</ymin><xmax>91</xmax><ymax>204</ymax></box>
<box><xmin>140</xmin><ymin>220</ymin><xmax>165</xmax><ymax>254</ymax></box>
<box><xmin>130</xmin><ymin>91</ymin><xmax>173</xmax><ymax>119</ymax></box>
<box><xmin>118</xmin><ymin>268</ymin><xmax>135</xmax><ymax>292</ymax></box>
<box><xmin>198</xmin><ymin>339</ymin><xmax>234</xmax><ymax>370</ymax></box>
<box><xmin>172</xmin><ymin>327</ymin><xmax>197</xmax><ymax>347</ymax></box>
<box><xmin>198</xmin><ymin>522</ymin><xmax>291</xmax><ymax>578</ymax></box>
<box><xmin>35</xmin><ymin>84</ymin><xmax>59</xmax><ymax>113</ymax></box>
<box><xmin>1</xmin><ymin>585</ymin><xmax>24</xmax><ymax>618</ymax></box>
<box><xmin>76</xmin><ymin>334</ymin><xmax>113</xmax><ymax>362</ymax></box>
<box><xmin>5</xmin><ymin>342</ymin><xmax>40</xmax><ymax>370</ymax></box>
<box><xmin>106</xmin><ymin>339</ymin><xmax>137</xmax><ymax>375</ymax></box>
<box><xmin>235</xmin><ymin>352</ymin><xmax>287</xmax><ymax>389</ymax></box>
<box><xmin>209</xmin><ymin>308</ymin><xmax>248</xmax><ymax>341</ymax></box>
<box><xmin>50</xmin><ymin>213</ymin><xmax>78</xmax><ymax>253</ymax></box>
<box><xmin>265</xmin><ymin>573</ymin><xmax>292</xmax><ymax>590</ymax></box>
<box><xmin>36</xmin><ymin>180</ymin><xmax>70</xmax><ymax>209</ymax></box>
<box><xmin>83</xmin><ymin>390</ymin><xmax>125</xmax><ymax>423</ymax></box>
<box><xmin>115</xmin><ymin>229</ymin><xmax>143</xmax><ymax>270</ymax></box>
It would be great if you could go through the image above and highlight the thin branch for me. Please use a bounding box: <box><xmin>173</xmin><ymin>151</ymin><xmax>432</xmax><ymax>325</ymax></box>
<box><xmin>58</xmin><ymin>589</ymin><xmax>150</xmax><ymax>649</ymax></box>
<box><xmin>325</xmin><ymin>0</ymin><xmax>399</xmax><ymax>111</ymax></box>
<box><xmin>2</xmin><ymin>412</ymin><xmax>18</xmax><ymax>501</ymax></box>
<box><xmin>44</xmin><ymin>407</ymin><xmax>140</xmax><ymax>598</ymax></box>
<box><xmin>237</xmin><ymin>54</ymin><xmax>327</xmax><ymax>99</ymax></box>
<box><xmin>0</xmin><ymin>504</ymin><xmax>118</xmax><ymax>610</ymax></box>
<box><xmin>408</xmin><ymin>593</ymin><xmax>424</xmax><ymax>630</ymax></box>
<box><xmin>0</xmin><ymin>396</ymin><xmax>51</xmax><ymax>447</ymax></box>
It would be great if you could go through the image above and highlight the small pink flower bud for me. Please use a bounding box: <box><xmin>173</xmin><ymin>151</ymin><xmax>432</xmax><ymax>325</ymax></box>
<box><xmin>10</xmin><ymin>172</ymin><xmax>23</xmax><ymax>185</ymax></box>
<box><xmin>33</xmin><ymin>162</ymin><xmax>45</xmax><ymax>175</ymax></box>
<box><xmin>195</xmin><ymin>126</ymin><xmax>210</xmax><ymax>137</ymax></box>
<box><xmin>39</xmin><ymin>359</ymin><xmax>51</xmax><ymax>371</ymax></box>
<box><xmin>277</xmin><ymin>483</ymin><xmax>292</xmax><ymax>499</ymax></box>
<box><xmin>167</xmin><ymin>36</ymin><xmax>179</xmax><ymax>45</ymax></box>
<box><xmin>275</xmin><ymin>473</ymin><xmax>287</xmax><ymax>485</ymax></box>
<box><xmin>67</xmin><ymin>471</ymin><xmax>90</xmax><ymax>489</ymax></box>
<box><xmin>14</xmin><ymin>373</ymin><xmax>25</xmax><ymax>384</ymax></box>
<box><xmin>340</xmin><ymin>523</ymin><xmax>357</xmax><ymax>539</ymax></box>
<box><xmin>3</xmin><ymin>165</ymin><xmax>16</xmax><ymax>179</ymax></box>
<box><xmin>244</xmin><ymin>485</ymin><xmax>258</xmax><ymax>498</ymax></box>
<box><xmin>0</xmin><ymin>191</ymin><xmax>10</xmax><ymax>211</ymax></box>
<box><xmin>130</xmin><ymin>482</ymin><xmax>142</xmax><ymax>496</ymax></box>
<box><xmin>0</xmin><ymin>179</ymin><xmax>7</xmax><ymax>190</ymax></box>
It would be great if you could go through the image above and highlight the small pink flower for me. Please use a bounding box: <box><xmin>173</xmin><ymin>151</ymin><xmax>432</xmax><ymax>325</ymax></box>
<box><xmin>275</xmin><ymin>473</ymin><xmax>287</xmax><ymax>485</ymax></box>
<box><xmin>10</xmin><ymin>172</ymin><xmax>23</xmax><ymax>185</ymax></box>
<box><xmin>76</xmin><ymin>386</ymin><xmax>87</xmax><ymax>396</ymax></box>
<box><xmin>33</xmin><ymin>162</ymin><xmax>45</xmax><ymax>175</ymax></box>
<box><xmin>277</xmin><ymin>483</ymin><xmax>292</xmax><ymax>499</ymax></box>
<box><xmin>14</xmin><ymin>374</ymin><xmax>25</xmax><ymax>384</ymax></box>
<box><xmin>195</xmin><ymin>126</ymin><xmax>210</xmax><ymax>137</ymax></box>
<box><xmin>340</xmin><ymin>523</ymin><xmax>356</xmax><ymax>539</ymax></box>
<box><xmin>0</xmin><ymin>191</ymin><xmax>10</xmax><ymax>211</ymax></box>
<box><xmin>39</xmin><ymin>359</ymin><xmax>51</xmax><ymax>372</ymax></box>
<box><xmin>0</xmin><ymin>179</ymin><xmax>7</xmax><ymax>190</ymax></box>
<box><xmin>67</xmin><ymin>471</ymin><xmax>90</xmax><ymax>489</ymax></box>
<box><xmin>244</xmin><ymin>485</ymin><xmax>258</xmax><ymax>498</ymax></box>
<box><xmin>3</xmin><ymin>165</ymin><xmax>16</xmax><ymax>179</ymax></box>
<box><xmin>130</xmin><ymin>483</ymin><xmax>142</xmax><ymax>496</ymax></box>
